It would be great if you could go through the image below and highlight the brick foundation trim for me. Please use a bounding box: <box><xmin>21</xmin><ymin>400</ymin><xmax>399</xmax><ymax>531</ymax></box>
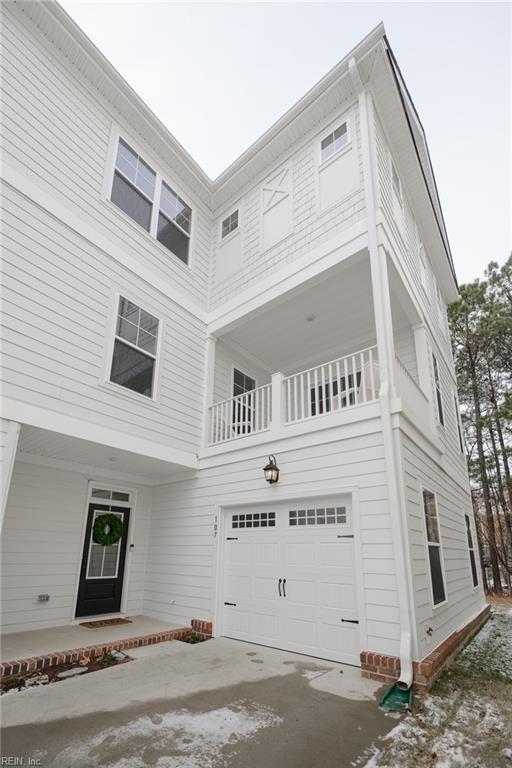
<box><xmin>191</xmin><ymin>619</ymin><xmax>213</xmax><ymax>640</ymax></box>
<box><xmin>0</xmin><ymin>626</ymin><xmax>191</xmax><ymax>678</ymax></box>
<box><xmin>361</xmin><ymin>604</ymin><xmax>491</xmax><ymax>692</ymax></box>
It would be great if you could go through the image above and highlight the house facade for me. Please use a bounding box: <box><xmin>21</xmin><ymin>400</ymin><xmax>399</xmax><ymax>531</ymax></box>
<box><xmin>0</xmin><ymin>0</ymin><xmax>487</xmax><ymax>689</ymax></box>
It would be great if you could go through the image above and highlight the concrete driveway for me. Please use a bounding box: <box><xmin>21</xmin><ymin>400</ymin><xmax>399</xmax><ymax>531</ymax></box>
<box><xmin>1</xmin><ymin>637</ymin><xmax>394</xmax><ymax>768</ymax></box>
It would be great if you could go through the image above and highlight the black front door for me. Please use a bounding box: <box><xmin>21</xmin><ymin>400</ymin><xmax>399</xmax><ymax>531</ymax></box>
<box><xmin>76</xmin><ymin>503</ymin><xmax>131</xmax><ymax>618</ymax></box>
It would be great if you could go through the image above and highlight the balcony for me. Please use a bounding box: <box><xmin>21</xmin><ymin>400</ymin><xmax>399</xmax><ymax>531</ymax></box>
<box><xmin>208</xmin><ymin>346</ymin><xmax>379</xmax><ymax>445</ymax></box>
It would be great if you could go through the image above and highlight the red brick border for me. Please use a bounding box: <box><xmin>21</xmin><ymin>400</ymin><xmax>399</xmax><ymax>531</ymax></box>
<box><xmin>361</xmin><ymin>604</ymin><xmax>490</xmax><ymax>693</ymax></box>
<box><xmin>0</xmin><ymin>621</ymin><xmax>215</xmax><ymax>678</ymax></box>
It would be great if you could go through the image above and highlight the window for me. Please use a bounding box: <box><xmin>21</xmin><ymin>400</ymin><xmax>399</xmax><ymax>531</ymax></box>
<box><xmin>423</xmin><ymin>490</ymin><xmax>446</xmax><ymax>605</ymax></box>
<box><xmin>110</xmin><ymin>137</ymin><xmax>193</xmax><ymax>265</ymax></box>
<box><xmin>111</xmin><ymin>139</ymin><xmax>156</xmax><ymax>231</ymax></box>
<box><xmin>436</xmin><ymin>284</ymin><xmax>446</xmax><ymax>332</ymax></box>
<box><xmin>432</xmin><ymin>354</ymin><xmax>444</xmax><ymax>426</ymax></box>
<box><xmin>91</xmin><ymin>488</ymin><xmax>130</xmax><ymax>503</ymax></box>
<box><xmin>289</xmin><ymin>507</ymin><xmax>346</xmax><ymax>526</ymax></box>
<box><xmin>222</xmin><ymin>210</ymin><xmax>239</xmax><ymax>239</ymax></box>
<box><xmin>419</xmin><ymin>245</ymin><xmax>429</xmax><ymax>294</ymax></box>
<box><xmin>232</xmin><ymin>512</ymin><xmax>275</xmax><ymax>529</ymax></box>
<box><xmin>157</xmin><ymin>182</ymin><xmax>192</xmax><ymax>264</ymax></box>
<box><xmin>232</xmin><ymin>369</ymin><xmax>256</xmax><ymax>435</ymax></box>
<box><xmin>233</xmin><ymin>369</ymin><xmax>255</xmax><ymax>397</ymax></box>
<box><xmin>320</xmin><ymin>122</ymin><xmax>348</xmax><ymax>162</ymax></box>
<box><xmin>110</xmin><ymin>296</ymin><xmax>159</xmax><ymax>398</ymax></box>
<box><xmin>454</xmin><ymin>394</ymin><xmax>464</xmax><ymax>453</ymax></box>
<box><xmin>391</xmin><ymin>162</ymin><xmax>401</xmax><ymax>200</ymax></box>
<box><xmin>465</xmin><ymin>514</ymin><xmax>479</xmax><ymax>587</ymax></box>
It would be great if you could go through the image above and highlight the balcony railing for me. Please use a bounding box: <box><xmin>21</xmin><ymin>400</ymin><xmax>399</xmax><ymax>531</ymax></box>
<box><xmin>208</xmin><ymin>346</ymin><xmax>379</xmax><ymax>446</ymax></box>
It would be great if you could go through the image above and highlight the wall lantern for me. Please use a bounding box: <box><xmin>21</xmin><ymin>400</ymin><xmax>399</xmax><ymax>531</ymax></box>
<box><xmin>263</xmin><ymin>455</ymin><xmax>280</xmax><ymax>484</ymax></box>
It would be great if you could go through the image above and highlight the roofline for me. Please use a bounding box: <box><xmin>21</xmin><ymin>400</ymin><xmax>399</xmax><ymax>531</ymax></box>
<box><xmin>212</xmin><ymin>22</ymin><xmax>386</xmax><ymax>190</ymax></box>
<box><xmin>382</xmin><ymin>35</ymin><xmax>458</xmax><ymax>290</ymax></box>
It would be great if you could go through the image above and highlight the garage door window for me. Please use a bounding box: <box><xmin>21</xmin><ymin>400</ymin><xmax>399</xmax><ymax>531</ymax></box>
<box><xmin>289</xmin><ymin>506</ymin><xmax>346</xmax><ymax>526</ymax></box>
<box><xmin>232</xmin><ymin>512</ymin><xmax>276</xmax><ymax>529</ymax></box>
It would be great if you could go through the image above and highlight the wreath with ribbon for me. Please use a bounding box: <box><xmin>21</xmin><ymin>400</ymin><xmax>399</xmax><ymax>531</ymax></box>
<box><xmin>93</xmin><ymin>514</ymin><xmax>123</xmax><ymax>546</ymax></box>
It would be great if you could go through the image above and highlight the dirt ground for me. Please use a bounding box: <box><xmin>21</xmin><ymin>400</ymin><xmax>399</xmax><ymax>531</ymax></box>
<box><xmin>359</xmin><ymin>601</ymin><xmax>512</xmax><ymax>768</ymax></box>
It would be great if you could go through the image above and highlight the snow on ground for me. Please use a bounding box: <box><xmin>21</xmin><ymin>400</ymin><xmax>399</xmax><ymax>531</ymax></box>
<box><xmin>361</xmin><ymin>604</ymin><xmax>512</xmax><ymax>768</ymax></box>
<box><xmin>49</xmin><ymin>701</ymin><xmax>283</xmax><ymax>768</ymax></box>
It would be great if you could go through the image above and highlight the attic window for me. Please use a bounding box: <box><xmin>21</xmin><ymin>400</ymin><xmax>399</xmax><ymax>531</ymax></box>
<box><xmin>222</xmin><ymin>210</ymin><xmax>239</xmax><ymax>239</ymax></box>
<box><xmin>320</xmin><ymin>122</ymin><xmax>348</xmax><ymax>162</ymax></box>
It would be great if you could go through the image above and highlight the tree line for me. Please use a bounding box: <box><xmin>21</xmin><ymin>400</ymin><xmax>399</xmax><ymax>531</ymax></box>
<box><xmin>448</xmin><ymin>255</ymin><xmax>512</xmax><ymax>594</ymax></box>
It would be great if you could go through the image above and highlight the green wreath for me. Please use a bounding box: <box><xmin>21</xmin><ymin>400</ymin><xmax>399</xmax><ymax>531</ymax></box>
<box><xmin>93</xmin><ymin>514</ymin><xmax>123</xmax><ymax>546</ymax></box>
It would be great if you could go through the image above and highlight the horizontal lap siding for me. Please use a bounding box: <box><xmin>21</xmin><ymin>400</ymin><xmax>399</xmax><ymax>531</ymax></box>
<box><xmin>400</xmin><ymin>430</ymin><xmax>485</xmax><ymax>660</ymax></box>
<box><xmin>1</xmin><ymin>5</ymin><xmax>210</xmax><ymax>306</ymax></box>
<box><xmin>144</xmin><ymin>428</ymin><xmax>401</xmax><ymax>657</ymax></box>
<box><xmin>1</xmin><ymin>187</ymin><xmax>206</xmax><ymax>453</ymax></box>
<box><xmin>210</xmin><ymin>105</ymin><xmax>365</xmax><ymax>309</ymax></box>
<box><xmin>213</xmin><ymin>342</ymin><xmax>271</xmax><ymax>404</ymax></box>
<box><xmin>0</xmin><ymin>462</ymin><xmax>152</xmax><ymax>633</ymax></box>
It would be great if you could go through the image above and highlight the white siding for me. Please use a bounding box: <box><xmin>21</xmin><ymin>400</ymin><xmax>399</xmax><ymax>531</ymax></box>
<box><xmin>394</xmin><ymin>326</ymin><xmax>418</xmax><ymax>383</ymax></box>
<box><xmin>209</xmin><ymin>104</ymin><xmax>366</xmax><ymax>309</ymax></box>
<box><xmin>144</xmin><ymin>427</ymin><xmax>402</xmax><ymax>658</ymax></box>
<box><xmin>0</xmin><ymin>461</ymin><xmax>152</xmax><ymax>634</ymax></box>
<box><xmin>1</xmin><ymin>187</ymin><xmax>206</xmax><ymax>454</ymax></box>
<box><xmin>213</xmin><ymin>342</ymin><xmax>271</xmax><ymax>404</ymax></box>
<box><xmin>400</xmin><ymin>429</ymin><xmax>485</xmax><ymax>660</ymax></box>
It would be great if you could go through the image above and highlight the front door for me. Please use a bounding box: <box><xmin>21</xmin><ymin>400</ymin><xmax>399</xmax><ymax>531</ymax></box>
<box><xmin>76</xmin><ymin>502</ymin><xmax>131</xmax><ymax>617</ymax></box>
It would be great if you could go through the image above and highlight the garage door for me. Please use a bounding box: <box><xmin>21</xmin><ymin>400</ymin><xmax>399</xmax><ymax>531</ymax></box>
<box><xmin>221</xmin><ymin>498</ymin><xmax>360</xmax><ymax>666</ymax></box>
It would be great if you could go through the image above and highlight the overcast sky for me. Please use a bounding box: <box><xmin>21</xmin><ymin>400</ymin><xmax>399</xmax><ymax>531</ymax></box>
<box><xmin>61</xmin><ymin>1</ymin><xmax>510</xmax><ymax>284</ymax></box>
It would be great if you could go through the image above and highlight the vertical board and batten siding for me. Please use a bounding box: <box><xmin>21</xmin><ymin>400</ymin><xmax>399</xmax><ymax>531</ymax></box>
<box><xmin>210</xmin><ymin>104</ymin><xmax>366</xmax><ymax>309</ymax></box>
<box><xmin>400</xmin><ymin>430</ymin><xmax>485</xmax><ymax>660</ymax></box>
<box><xmin>1</xmin><ymin>187</ymin><xmax>206</xmax><ymax>454</ymax></box>
<box><xmin>0</xmin><ymin>462</ymin><xmax>152</xmax><ymax>633</ymax></box>
<box><xmin>144</xmin><ymin>429</ymin><xmax>403</xmax><ymax>657</ymax></box>
<box><xmin>1</xmin><ymin>4</ymin><xmax>211</xmax><ymax>307</ymax></box>
<box><xmin>213</xmin><ymin>342</ymin><xmax>271</xmax><ymax>404</ymax></box>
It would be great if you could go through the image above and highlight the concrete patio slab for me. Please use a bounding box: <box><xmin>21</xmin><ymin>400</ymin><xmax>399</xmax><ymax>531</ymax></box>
<box><xmin>1</xmin><ymin>637</ymin><xmax>395</xmax><ymax>768</ymax></box>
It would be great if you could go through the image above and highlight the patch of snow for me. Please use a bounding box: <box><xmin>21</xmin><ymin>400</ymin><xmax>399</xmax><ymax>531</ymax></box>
<box><xmin>52</xmin><ymin>701</ymin><xmax>282</xmax><ymax>768</ymax></box>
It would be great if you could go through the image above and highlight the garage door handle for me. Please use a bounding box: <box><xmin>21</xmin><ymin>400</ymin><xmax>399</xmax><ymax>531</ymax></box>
<box><xmin>224</xmin><ymin>602</ymin><xmax>237</xmax><ymax>607</ymax></box>
<box><xmin>278</xmin><ymin>578</ymin><xmax>282</xmax><ymax>597</ymax></box>
<box><xmin>282</xmin><ymin>578</ymin><xmax>286</xmax><ymax>597</ymax></box>
<box><xmin>340</xmin><ymin>618</ymin><xmax>359</xmax><ymax>624</ymax></box>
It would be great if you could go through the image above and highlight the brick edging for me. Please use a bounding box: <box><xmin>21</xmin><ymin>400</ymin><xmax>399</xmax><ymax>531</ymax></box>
<box><xmin>191</xmin><ymin>619</ymin><xmax>213</xmax><ymax>640</ymax></box>
<box><xmin>361</xmin><ymin>604</ymin><xmax>491</xmax><ymax>692</ymax></box>
<box><xmin>0</xmin><ymin>626</ymin><xmax>191</xmax><ymax>677</ymax></box>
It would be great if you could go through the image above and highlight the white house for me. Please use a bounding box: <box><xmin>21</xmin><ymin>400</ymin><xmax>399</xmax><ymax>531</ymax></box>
<box><xmin>0</xmin><ymin>1</ymin><xmax>488</xmax><ymax>691</ymax></box>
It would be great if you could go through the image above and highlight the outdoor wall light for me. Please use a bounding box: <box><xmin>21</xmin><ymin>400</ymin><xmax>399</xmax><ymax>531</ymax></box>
<box><xmin>263</xmin><ymin>455</ymin><xmax>280</xmax><ymax>484</ymax></box>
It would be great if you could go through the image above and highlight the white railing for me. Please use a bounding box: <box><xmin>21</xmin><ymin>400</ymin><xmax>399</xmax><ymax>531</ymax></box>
<box><xmin>284</xmin><ymin>346</ymin><xmax>379</xmax><ymax>424</ymax></box>
<box><xmin>209</xmin><ymin>384</ymin><xmax>271</xmax><ymax>445</ymax></box>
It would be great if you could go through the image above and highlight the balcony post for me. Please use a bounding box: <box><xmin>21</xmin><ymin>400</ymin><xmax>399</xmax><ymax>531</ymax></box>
<box><xmin>270</xmin><ymin>372</ymin><xmax>285</xmax><ymax>435</ymax></box>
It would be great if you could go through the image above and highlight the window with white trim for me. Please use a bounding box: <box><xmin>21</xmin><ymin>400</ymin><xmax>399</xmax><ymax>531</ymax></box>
<box><xmin>454</xmin><ymin>394</ymin><xmax>464</xmax><ymax>453</ymax></box>
<box><xmin>320</xmin><ymin>122</ymin><xmax>348</xmax><ymax>162</ymax></box>
<box><xmin>419</xmin><ymin>244</ymin><xmax>429</xmax><ymax>295</ymax></box>
<box><xmin>222</xmin><ymin>210</ymin><xmax>239</xmax><ymax>239</ymax></box>
<box><xmin>432</xmin><ymin>354</ymin><xmax>444</xmax><ymax>426</ymax></box>
<box><xmin>289</xmin><ymin>507</ymin><xmax>347</xmax><ymax>526</ymax></box>
<box><xmin>465</xmin><ymin>514</ymin><xmax>479</xmax><ymax>587</ymax></box>
<box><xmin>392</xmin><ymin>162</ymin><xmax>401</xmax><ymax>200</ymax></box>
<box><xmin>423</xmin><ymin>490</ymin><xmax>446</xmax><ymax>605</ymax></box>
<box><xmin>110</xmin><ymin>137</ymin><xmax>193</xmax><ymax>265</ymax></box>
<box><xmin>232</xmin><ymin>512</ymin><xmax>275</xmax><ymax>529</ymax></box>
<box><xmin>91</xmin><ymin>488</ymin><xmax>131</xmax><ymax>503</ymax></box>
<box><xmin>110</xmin><ymin>296</ymin><xmax>159</xmax><ymax>398</ymax></box>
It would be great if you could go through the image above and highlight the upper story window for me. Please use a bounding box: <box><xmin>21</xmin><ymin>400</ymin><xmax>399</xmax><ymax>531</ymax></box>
<box><xmin>157</xmin><ymin>183</ymin><xmax>192</xmax><ymax>264</ymax></box>
<box><xmin>432</xmin><ymin>353</ymin><xmax>444</xmax><ymax>426</ymax></box>
<box><xmin>454</xmin><ymin>394</ymin><xmax>464</xmax><ymax>452</ymax></box>
<box><xmin>391</xmin><ymin>162</ymin><xmax>402</xmax><ymax>200</ymax></box>
<box><xmin>423</xmin><ymin>490</ymin><xmax>446</xmax><ymax>606</ymax></box>
<box><xmin>320</xmin><ymin>122</ymin><xmax>348</xmax><ymax>162</ymax></box>
<box><xmin>233</xmin><ymin>368</ymin><xmax>255</xmax><ymax>397</ymax></box>
<box><xmin>111</xmin><ymin>139</ymin><xmax>156</xmax><ymax>231</ymax></box>
<box><xmin>465</xmin><ymin>514</ymin><xmax>479</xmax><ymax>588</ymax></box>
<box><xmin>419</xmin><ymin>245</ymin><xmax>429</xmax><ymax>295</ymax></box>
<box><xmin>222</xmin><ymin>210</ymin><xmax>239</xmax><ymax>239</ymax></box>
<box><xmin>110</xmin><ymin>296</ymin><xmax>159</xmax><ymax>399</ymax></box>
<box><xmin>110</xmin><ymin>137</ymin><xmax>192</xmax><ymax>265</ymax></box>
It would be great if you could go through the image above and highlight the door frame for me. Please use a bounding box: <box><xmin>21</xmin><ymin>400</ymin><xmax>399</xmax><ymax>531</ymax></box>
<box><xmin>212</xmin><ymin>485</ymin><xmax>367</xmax><ymax>658</ymax></box>
<box><xmin>71</xmin><ymin>480</ymin><xmax>137</xmax><ymax>622</ymax></box>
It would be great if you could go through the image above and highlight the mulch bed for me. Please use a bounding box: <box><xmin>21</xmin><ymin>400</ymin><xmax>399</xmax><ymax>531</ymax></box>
<box><xmin>1</xmin><ymin>652</ymin><xmax>132</xmax><ymax>695</ymax></box>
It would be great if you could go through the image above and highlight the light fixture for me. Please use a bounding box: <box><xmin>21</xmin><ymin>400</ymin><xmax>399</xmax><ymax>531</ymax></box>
<box><xmin>263</xmin><ymin>455</ymin><xmax>280</xmax><ymax>484</ymax></box>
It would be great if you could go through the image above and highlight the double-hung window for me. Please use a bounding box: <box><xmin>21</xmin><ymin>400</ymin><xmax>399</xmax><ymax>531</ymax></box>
<box><xmin>432</xmin><ymin>354</ymin><xmax>444</xmax><ymax>426</ymax></box>
<box><xmin>320</xmin><ymin>122</ymin><xmax>348</xmax><ymax>162</ymax></box>
<box><xmin>110</xmin><ymin>137</ymin><xmax>193</xmax><ymax>265</ymax></box>
<box><xmin>423</xmin><ymin>490</ymin><xmax>446</xmax><ymax>606</ymax></box>
<box><xmin>221</xmin><ymin>210</ymin><xmax>239</xmax><ymax>239</ymax></box>
<box><xmin>465</xmin><ymin>514</ymin><xmax>479</xmax><ymax>587</ymax></box>
<box><xmin>110</xmin><ymin>297</ymin><xmax>159</xmax><ymax>399</ymax></box>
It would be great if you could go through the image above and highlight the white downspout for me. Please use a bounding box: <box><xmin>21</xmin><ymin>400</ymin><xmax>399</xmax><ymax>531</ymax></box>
<box><xmin>349</xmin><ymin>57</ymin><xmax>414</xmax><ymax>689</ymax></box>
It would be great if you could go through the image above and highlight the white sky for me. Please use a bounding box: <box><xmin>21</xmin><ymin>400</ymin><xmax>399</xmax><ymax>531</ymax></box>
<box><xmin>61</xmin><ymin>1</ymin><xmax>511</xmax><ymax>284</ymax></box>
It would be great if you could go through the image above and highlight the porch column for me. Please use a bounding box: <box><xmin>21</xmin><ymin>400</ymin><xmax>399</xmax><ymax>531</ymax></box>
<box><xmin>413</xmin><ymin>323</ymin><xmax>436</xmax><ymax>432</ymax></box>
<box><xmin>1</xmin><ymin>419</ymin><xmax>21</xmax><ymax>531</ymax></box>
<box><xmin>201</xmin><ymin>335</ymin><xmax>217</xmax><ymax>448</ymax></box>
<box><xmin>270</xmin><ymin>372</ymin><xmax>285</xmax><ymax>435</ymax></box>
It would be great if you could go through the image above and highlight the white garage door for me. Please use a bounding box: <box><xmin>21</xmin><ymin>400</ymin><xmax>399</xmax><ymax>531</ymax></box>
<box><xmin>221</xmin><ymin>498</ymin><xmax>360</xmax><ymax>666</ymax></box>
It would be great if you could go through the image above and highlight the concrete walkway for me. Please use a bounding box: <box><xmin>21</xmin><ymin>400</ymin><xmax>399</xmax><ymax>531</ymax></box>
<box><xmin>1</xmin><ymin>615</ymin><xmax>181</xmax><ymax>660</ymax></box>
<box><xmin>1</xmin><ymin>637</ymin><xmax>395</xmax><ymax>768</ymax></box>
